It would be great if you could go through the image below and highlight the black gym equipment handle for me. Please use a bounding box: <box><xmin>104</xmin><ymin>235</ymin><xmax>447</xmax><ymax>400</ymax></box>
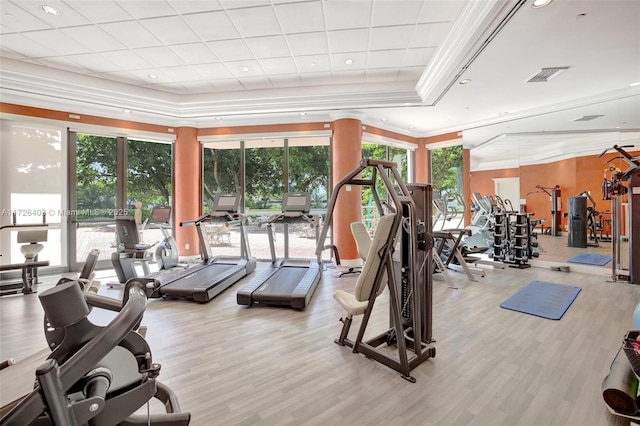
<box><xmin>0</xmin><ymin>282</ymin><xmax>148</xmax><ymax>426</ymax></box>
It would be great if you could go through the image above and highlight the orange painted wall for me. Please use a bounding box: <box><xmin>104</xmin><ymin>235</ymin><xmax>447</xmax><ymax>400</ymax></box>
<box><xmin>470</xmin><ymin>150</ymin><xmax>639</xmax><ymax>232</ymax></box>
<box><xmin>174</xmin><ymin>127</ymin><xmax>201</xmax><ymax>256</ymax></box>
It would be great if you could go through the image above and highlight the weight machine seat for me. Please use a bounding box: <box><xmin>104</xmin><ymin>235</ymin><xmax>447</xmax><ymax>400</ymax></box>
<box><xmin>333</xmin><ymin>214</ymin><xmax>394</xmax><ymax>317</ymax></box>
<box><xmin>351</xmin><ymin>222</ymin><xmax>372</xmax><ymax>262</ymax></box>
<box><xmin>17</xmin><ymin>230</ymin><xmax>47</xmax><ymax>261</ymax></box>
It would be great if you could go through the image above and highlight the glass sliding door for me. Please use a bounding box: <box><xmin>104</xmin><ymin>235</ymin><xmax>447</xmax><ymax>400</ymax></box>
<box><xmin>288</xmin><ymin>137</ymin><xmax>330</xmax><ymax>260</ymax></box>
<box><xmin>127</xmin><ymin>138</ymin><xmax>173</xmax><ymax>247</ymax></box>
<box><xmin>430</xmin><ymin>145</ymin><xmax>464</xmax><ymax>230</ymax></box>
<box><xmin>68</xmin><ymin>132</ymin><xmax>122</xmax><ymax>270</ymax></box>
<box><xmin>0</xmin><ymin>120</ymin><xmax>65</xmax><ymax>272</ymax></box>
<box><xmin>244</xmin><ymin>139</ymin><xmax>285</xmax><ymax>260</ymax></box>
<box><xmin>202</xmin><ymin>141</ymin><xmax>242</xmax><ymax>258</ymax></box>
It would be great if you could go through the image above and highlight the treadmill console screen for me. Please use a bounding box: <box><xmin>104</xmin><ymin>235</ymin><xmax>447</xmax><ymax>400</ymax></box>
<box><xmin>213</xmin><ymin>194</ymin><xmax>240</xmax><ymax>212</ymax></box>
<box><xmin>149</xmin><ymin>206</ymin><xmax>171</xmax><ymax>224</ymax></box>
<box><xmin>282</xmin><ymin>193</ymin><xmax>311</xmax><ymax>213</ymax></box>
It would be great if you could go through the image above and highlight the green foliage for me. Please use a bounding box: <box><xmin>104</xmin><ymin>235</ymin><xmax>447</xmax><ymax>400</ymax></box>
<box><xmin>431</xmin><ymin>145</ymin><xmax>463</xmax><ymax>197</ymax></box>
<box><xmin>75</xmin><ymin>135</ymin><xmax>172</xmax><ymax>218</ymax></box>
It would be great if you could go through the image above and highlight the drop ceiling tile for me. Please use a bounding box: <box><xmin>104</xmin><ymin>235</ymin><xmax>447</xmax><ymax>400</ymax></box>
<box><xmin>226</xmin><ymin>6</ymin><xmax>281</xmax><ymax>38</ymax></box>
<box><xmin>192</xmin><ymin>63</ymin><xmax>234</xmax><ymax>79</ymax></box>
<box><xmin>23</xmin><ymin>29</ymin><xmax>93</xmax><ymax>55</ymax></box>
<box><xmin>286</xmin><ymin>32</ymin><xmax>329</xmax><ymax>56</ymax></box>
<box><xmin>1</xmin><ymin>1</ymin><xmax>52</xmax><ymax>32</ymax></box>
<box><xmin>371</xmin><ymin>1</ymin><xmax>423</xmax><ymax>26</ymax></box>
<box><xmin>239</xmin><ymin>76</ymin><xmax>273</xmax><ymax>90</ymax></box>
<box><xmin>99</xmin><ymin>70</ymin><xmax>144</xmax><ymax>85</ymax></box>
<box><xmin>269</xmin><ymin>74</ymin><xmax>302</xmax><ymax>88</ymax></box>
<box><xmin>397</xmin><ymin>66</ymin><xmax>424</xmax><ymax>81</ymax></box>
<box><xmin>367</xmin><ymin>49</ymin><xmax>406</xmax><ymax>69</ymax></box>
<box><xmin>327</xmin><ymin>28</ymin><xmax>369</xmax><ymax>53</ymax></box>
<box><xmin>300</xmin><ymin>72</ymin><xmax>333</xmax><ymax>86</ymax></box>
<box><xmin>100</xmin><ymin>21</ymin><xmax>162</xmax><ymax>49</ymax></box>
<box><xmin>294</xmin><ymin>54</ymin><xmax>331</xmax><ymax>73</ymax></box>
<box><xmin>324</xmin><ymin>0</ymin><xmax>372</xmax><ymax>31</ymax></box>
<box><xmin>211</xmin><ymin>78</ymin><xmax>244</xmax><ymax>91</ymax></box>
<box><xmin>403</xmin><ymin>47</ymin><xmax>436</xmax><ymax>67</ymax></box>
<box><xmin>179</xmin><ymin>80</ymin><xmax>217</xmax><ymax>94</ymax></box>
<box><xmin>219</xmin><ymin>0</ymin><xmax>270</xmax><ymax>9</ymax></box>
<box><xmin>34</xmin><ymin>56</ymin><xmax>90</xmax><ymax>74</ymax></box>
<box><xmin>331</xmin><ymin>52</ymin><xmax>367</xmax><ymax>71</ymax></box>
<box><xmin>365</xmin><ymin>69</ymin><xmax>400</xmax><ymax>83</ymax></box>
<box><xmin>134</xmin><ymin>46</ymin><xmax>186</xmax><ymax>67</ymax></box>
<box><xmin>417</xmin><ymin>0</ymin><xmax>465</xmax><ymax>24</ymax></box>
<box><xmin>61</xmin><ymin>26</ymin><xmax>126</xmax><ymax>52</ymax></box>
<box><xmin>332</xmin><ymin>69</ymin><xmax>366</xmax><ymax>84</ymax></box>
<box><xmin>100</xmin><ymin>50</ymin><xmax>152</xmax><ymax>70</ymax></box>
<box><xmin>246</xmin><ymin>36</ymin><xmax>291</xmax><ymax>59</ymax></box>
<box><xmin>66</xmin><ymin>53</ymin><xmax>122</xmax><ymax>73</ymax></box>
<box><xmin>274</xmin><ymin>1</ymin><xmax>324</xmax><ymax>34</ymax></box>
<box><xmin>0</xmin><ymin>47</ymin><xmax>27</xmax><ymax>60</ymax></box>
<box><xmin>0</xmin><ymin>33</ymin><xmax>54</xmax><ymax>58</ymax></box>
<box><xmin>148</xmin><ymin>82</ymin><xmax>189</xmax><ymax>94</ymax></box>
<box><xmin>259</xmin><ymin>57</ymin><xmax>298</xmax><ymax>75</ymax></box>
<box><xmin>10</xmin><ymin>0</ymin><xmax>91</xmax><ymax>28</ymax></box>
<box><xmin>409</xmin><ymin>22</ymin><xmax>452</xmax><ymax>48</ymax></box>
<box><xmin>116</xmin><ymin>0</ymin><xmax>176</xmax><ymax>19</ymax></box>
<box><xmin>170</xmin><ymin>43</ymin><xmax>219</xmax><ymax>65</ymax></box>
<box><xmin>207</xmin><ymin>39</ymin><xmax>254</xmax><ymax>62</ymax></box>
<box><xmin>369</xmin><ymin>25</ymin><xmax>415</xmax><ymax>51</ymax></box>
<box><xmin>160</xmin><ymin>65</ymin><xmax>205</xmax><ymax>82</ymax></box>
<box><xmin>63</xmin><ymin>1</ymin><xmax>132</xmax><ymax>23</ymax></box>
<box><xmin>126</xmin><ymin>68</ymin><xmax>171</xmax><ymax>83</ymax></box>
<box><xmin>227</xmin><ymin>59</ymin><xmax>264</xmax><ymax>77</ymax></box>
<box><xmin>182</xmin><ymin>11</ymin><xmax>239</xmax><ymax>41</ymax></box>
<box><xmin>168</xmin><ymin>0</ymin><xmax>222</xmax><ymax>14</ymax></box>
<box><xmin>139</xmin><ymin>16</ymin><xmax>200</xmax><ymax>45</ymax></box>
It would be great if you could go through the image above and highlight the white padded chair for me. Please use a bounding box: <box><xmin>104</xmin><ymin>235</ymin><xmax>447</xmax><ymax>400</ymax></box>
<box><xmin>333</xmin><ymin>214</ymin><xmax>395</xmax><ymax>347</ymax></box>
<box><xmin>336</xmin><ymin>221</ymin><xmax>372</xmax><ymax>277</ymax></box>
<box><xmin>17</xmin><ymin>229</ymin><xmax>48</xmax><ymax>286</ymax></box>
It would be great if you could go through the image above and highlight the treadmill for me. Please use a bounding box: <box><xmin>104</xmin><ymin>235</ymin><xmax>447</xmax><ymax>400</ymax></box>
<box><xmin>237</xmin><ymin>192</ymin><xmax>322</xmax><ymax>309</ymax></box>
<box><xmin>141</xmin><ymin>194</ymin><xmax>256</xmax><ymax>303</ymax></box>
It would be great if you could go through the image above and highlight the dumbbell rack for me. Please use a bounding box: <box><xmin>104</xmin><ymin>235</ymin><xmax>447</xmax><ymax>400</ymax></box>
<box><xmin>491</xmin><ymin>212</ymin><xmax>537</xmax><ymax>269</ymax></box>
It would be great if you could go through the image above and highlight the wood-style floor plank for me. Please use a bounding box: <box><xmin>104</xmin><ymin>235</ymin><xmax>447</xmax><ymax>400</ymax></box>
<box><xmin>1</xmin><ymin>235</ymin><xmax>638</xmax><ymax>425</ymax></box>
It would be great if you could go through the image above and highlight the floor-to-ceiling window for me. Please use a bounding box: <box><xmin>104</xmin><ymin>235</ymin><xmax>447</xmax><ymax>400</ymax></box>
<box><xmin>201</xmin><ymin>134</ymin><xmax>330</xmax><ymax>261</ymax></box>
<box><xmin>0</xmin><ymin>120</ymin><xmax>65</xmax><ymax>274</ymax></box>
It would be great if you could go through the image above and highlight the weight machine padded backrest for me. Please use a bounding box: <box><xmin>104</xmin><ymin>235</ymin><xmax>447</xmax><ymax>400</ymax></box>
<box><xmin>354</xmin><ymin>214</ymin><xmax>395</xmax><ymax>303</ymax></box>
<box><xmin>17</xmin><ymin>230</ymin><xmax>48</xmax><ymax>244</ymax></box>
<box><xmin>350</xmin><ymin>222</ymin><xmax>372</xmax><ymax>262</ymax></box>
<box><xmin>79</xmin><ymin>249</ymin><xmax>100</xmax><ymax>280</ymax></box>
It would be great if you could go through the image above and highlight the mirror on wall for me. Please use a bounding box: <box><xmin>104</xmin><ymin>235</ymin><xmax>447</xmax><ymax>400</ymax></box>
<box><xmin>464</xmin><ymin>93</ymin><xmax>640</xmax><ymax>264</ymax></box>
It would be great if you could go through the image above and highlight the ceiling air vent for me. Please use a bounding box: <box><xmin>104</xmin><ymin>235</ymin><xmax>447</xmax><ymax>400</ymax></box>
<box><xmin>526</xmin><ymin>66</ymin><xmax>570</xmax><ymax>82</ymax></box>
<box><xmin>573</xmin><ymin>115</ymin><xmax>604</xmax><ymax>122</ymax></box>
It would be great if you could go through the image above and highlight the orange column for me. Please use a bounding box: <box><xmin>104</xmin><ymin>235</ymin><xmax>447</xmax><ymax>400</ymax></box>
<box><xmin>462</xmin><ymin>148</ymin><xmax>471</xmax><ymax>226</ymax></box>
<box><xmin>415</xmin><ymin>142</ymin><xmax>430</xmax><ymax>183</ymax></box>
<box><xmin>174</xmin><ymin>127</ymin><xmax>201</xmax><ymax>256</ymax></box>
<box><xmin>332</xmin><ymin>118</ymin><xmax>363</xmax><ymax>263</ymax></box>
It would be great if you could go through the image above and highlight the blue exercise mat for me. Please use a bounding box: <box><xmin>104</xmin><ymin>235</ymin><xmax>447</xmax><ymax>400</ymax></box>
<box><xmin>500</xmin><ymin>281</ymin><xmax>581</xmax><ymax>320</ymax></box>
<box><xmin>567</xmin><ymin>253</ymin><xmax>612</xmax><ymax>266</ymax></box>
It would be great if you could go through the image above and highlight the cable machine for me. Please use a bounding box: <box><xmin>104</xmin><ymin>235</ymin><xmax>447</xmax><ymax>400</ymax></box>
<box><xmin>317</xmin><ymin>159</ymin><xmax>435</xmax><ymax>382</ymax></box>
<box><xmin>600</xmin><ymin>144</ymin><xmax>640</xmax><ymax>284</ymax></box>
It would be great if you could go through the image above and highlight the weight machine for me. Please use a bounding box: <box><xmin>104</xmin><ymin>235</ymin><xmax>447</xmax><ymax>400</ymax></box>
<box><xmin>527</xmin><ymin>185</ymin><xmax>562</xmax><ymax>236</ymax></box>
<box><xmin>318</xmin><ymin>159</ymin><xmax>435</xmax><ymax>382</ymax></box>
<box><xmin>600</xmin><ymin>144</ymin><xmax>640</xmax><ymax>284</ymax></box>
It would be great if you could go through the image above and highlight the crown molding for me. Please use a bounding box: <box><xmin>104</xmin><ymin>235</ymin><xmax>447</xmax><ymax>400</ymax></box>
<box><xmin>0</xmin><ymin>58</ymin><xmax>424</xmax><ymax>128</ymax></box>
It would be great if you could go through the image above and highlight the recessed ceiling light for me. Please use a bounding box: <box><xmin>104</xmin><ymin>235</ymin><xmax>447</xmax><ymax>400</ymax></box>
<box><xmin>498</xmin><ymin>111</ymin><xmax>509</xmax><ymax>116</ymax></box>
<box><xmin>310</xmin><ymin>62</ymin><xmax>316</xmax><ymax>66</ymax></box>
<box><xmin>459</xmin><ymin>79</ymin><xmax>471</xmax><ymax>85</ymax></box>
<box><xmin>148</xmin><ymin>74</ymin><xmax>158</xmax><ymax>79</ymax></box>
<box><xmin>40</xmin><ymin>5</ymin><xmax>60</xmax><ymax>15</ymax></box>
<box><xmin>344</xmin><ymin>59</ymin><xmax>354</xmax><ymax>65</ymax></box>
<box><xmin>123</xmin><ymin>109</ymin><xmax>133</xmax><ymax>114</ymax></box>
<box><xmin>381</xmin><ymin>118</ymin><xmax>388</xmax><ymax>122</ymax></box>
<box><xmin>241</xmin><ymin>66</ymin><xmax>250</xmax><ymax>72</ymax></box>
<box><xmin>531</xmin><ymin>0</ymin><xmax>553</xmax><ymax>8</ymax></box>
<box><xmin>299</xmin><ymin>112</ymin><xmax>307</xmax><ymax>116</ymax></box>
<box><xmin>213</xmin><ymin>117</ymin><xmax>222</xmax><ymax>120</ymax></box>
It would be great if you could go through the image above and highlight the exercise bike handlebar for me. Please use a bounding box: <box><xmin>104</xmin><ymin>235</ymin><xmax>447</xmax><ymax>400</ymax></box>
<box><xmin>179</xmin><ymin>214</ymin><xmax>210</xmax><ymax>227</ymax></box>
<box><xmin>0</xmin><ymin>281</ymin><xmax>148</xmax><ymax>426</ymax></box>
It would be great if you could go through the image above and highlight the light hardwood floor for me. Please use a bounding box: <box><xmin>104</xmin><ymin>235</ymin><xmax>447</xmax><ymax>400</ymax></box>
<box><xmin>0</xmin><ymin>236</ymin><xmax>637</xmax><ymax>426</ymax></box>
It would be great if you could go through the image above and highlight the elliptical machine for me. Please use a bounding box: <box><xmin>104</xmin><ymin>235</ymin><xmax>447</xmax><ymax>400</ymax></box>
<box><xmin>0</xmin><ymin>279</ymin><xmax>191</xmax><ymax>425</ymax></box>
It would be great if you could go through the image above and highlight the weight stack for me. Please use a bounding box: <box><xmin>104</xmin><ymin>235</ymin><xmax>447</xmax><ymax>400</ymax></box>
<box><xmin>567</xmin><ymin>196</ymin><xmax>587</xmax><ymax>248</ymax></box>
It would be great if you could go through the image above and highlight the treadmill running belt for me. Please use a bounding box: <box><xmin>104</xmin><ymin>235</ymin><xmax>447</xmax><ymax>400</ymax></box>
<box><xmin>254</xmin><ymin>267</ymin><xmax>308</xmax><ymax>301</ymax></box>
<box><xmin>162</xmin><ymin>264</ymin><xmax>235</xmax><ymax>290</ymax></box>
